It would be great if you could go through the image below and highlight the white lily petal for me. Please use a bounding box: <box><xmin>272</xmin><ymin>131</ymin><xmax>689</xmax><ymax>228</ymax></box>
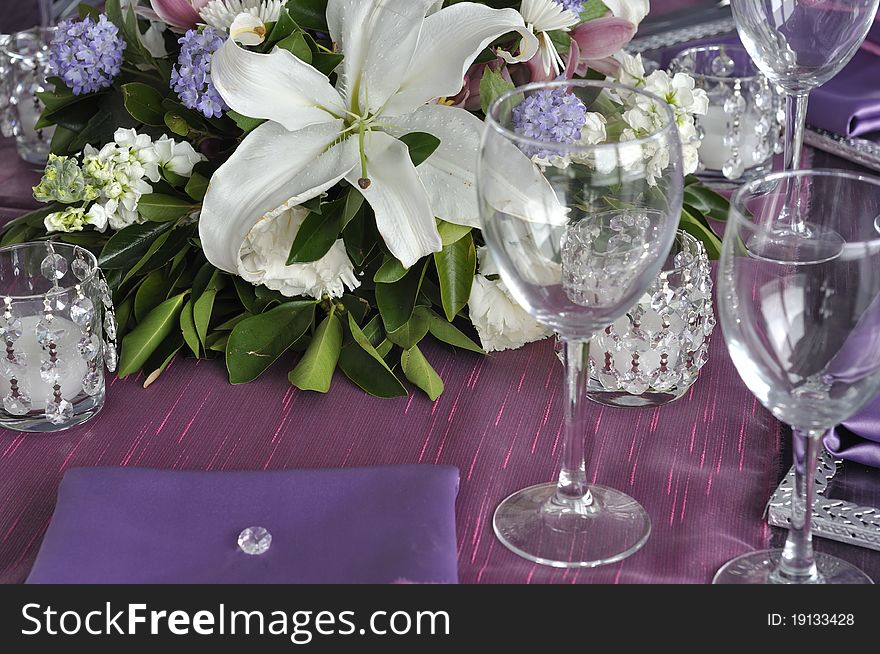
<box><xmin>480</xmin><ymin>130</ymin><xmax>569</xmax><ymax>228</ymax></box>
<box><xmin>326</xmin><ymin>0</ymin><xmax>437</xmax><ymax>113</ymax></box>
<box><xmin>347</xmin><ymin>131</ymin><xmax>441</xmax><ymax>268</ymax></box>
<box><xmin>200</xmin><ymin>120</ymin><xmax>359</xmax><ymax>272</ymax></box>
<box><xmin>385</xmin><ymin>3</ymin><xmax>538</xmax><ymax>115</ymax></box>
<box><xmin>211</xmin><ymin>39</ymin><xmax>345</xmax><ymax>132</ymax></box>
<box><xmin>385</xmin><ymin>104</ymin><xmax>483</xmax><ymax>228</ymax></box>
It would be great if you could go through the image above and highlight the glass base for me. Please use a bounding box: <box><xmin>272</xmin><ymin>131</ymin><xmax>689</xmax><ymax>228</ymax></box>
<box><xmin>713</xmin><ymin>550</ymin><xmax>874</xmax><ymax>584</ymax></box>
<box><xmin>493</xmin><ymin>483</ymin><xmax>651</xmax><ymax>568</ymax></box>
<box><xmin>586</xmin><ymin>385</ymin><xmax>690</xmax><ymax>408</ymax></box>
<box><xmin>745</xmin><ymin>223</ymin><xmax>845</xmax><ymax>265</ymax></box>
<box><xmin>0</xmin><ymin>393</ymin><xmax>104</xmax><ymax>433</ymax></box>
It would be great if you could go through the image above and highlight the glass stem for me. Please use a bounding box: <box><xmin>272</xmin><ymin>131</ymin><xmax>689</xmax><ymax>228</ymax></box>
<box><xmin>783</xmin><ymin>92</ymin><xmax>810</xmax><ymax>172</ymax></box>
<box><xmin>555</xmin><ymin>338</ymin><xmax>592</xmax><ymax>507</ymax></box>
<box><xmin>774</xmin><ymin>428</ymin><xmax>823</xmax><ymax>583</ymax></box>
<box><xmin>39</xmin><ymin>0</ymin><xmax>52</xmax><ymax>28</ymax></box>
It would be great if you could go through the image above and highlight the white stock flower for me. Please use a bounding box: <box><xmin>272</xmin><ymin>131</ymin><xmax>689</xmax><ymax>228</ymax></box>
<box><xmin>85</xmin><ymin>202</ymin><xmax>110</xmax><ymax>231</ymax></box>
<box><xmin>238</xmin><ymin>205</ymin><xmax>360</xmax><ymax>300</ymax></box>
<box><xmin>603</xmin><ymin>0</ymin><xmax>650</xmax><ymax>27</ymax></box>
<box><xmin>44</xmin><ymin>207</ymin><xmax>87</xmax><ymax>233</ymax></box>
<box><xmin>149</xmin><ymin>135</ymin><xmax>204</xmax><ymax>177</ymax></box>
<box><xmin>614</xmin><ymin>51</ymin><xmax>647</xmax><ymax>89</ymax></box>
<box><xmin>643</xmin><ymin>70</ymin><xmax>709</xmax><ymax>122</ymax></box>
<box><xmin>468</xmin><ymin>247</ymin><xmax>552</xmax><ymax>353</ymax></box>
<box><xmin>199</xmin><ymin>0</ymin><xmax>283</xmax><ymax>32</ymax></box>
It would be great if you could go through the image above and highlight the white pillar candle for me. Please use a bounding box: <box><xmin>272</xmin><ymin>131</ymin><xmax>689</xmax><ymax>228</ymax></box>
<box><xmin>6</xmin><ymin>315</ymin><xmax>87</xmax><ymax>409</ymax></box>
<box><xmin>698</xmin><ymin>105</ymin><xmax>766</xmax><ymax>172</ymax></box>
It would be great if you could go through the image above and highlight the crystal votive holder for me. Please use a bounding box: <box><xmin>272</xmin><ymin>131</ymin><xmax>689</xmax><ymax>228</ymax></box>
<box><xmin>0</xmin><ymin>242</ymin><xmax>118</xmax><ymax>432</ymax></box>
<box><xmin>669</xmin><ymin>44</ymin><xmax>783</xmax><ymax>186</ymax></box>
<box><xmin>586</xmin><ymin>231</ymin><xmax>715</xmax><ymax>408</ymax></box>
<box><xmin>0</xmin><ymin>27</ymin><xmax>55</xmax><ymax>164</ymax></box>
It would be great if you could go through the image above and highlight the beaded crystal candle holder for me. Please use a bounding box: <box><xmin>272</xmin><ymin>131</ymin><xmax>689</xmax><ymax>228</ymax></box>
<box><xmin>0</xmin><ymin>242</ymin><xmax>117</xmax><ymax>432</ymax></box>
<box><xmin>0</xmin><ymin>27</ymin><xmax>55</xmax><ymax>164</ymax></box>
<box><xmin>669</xmin><ymin>44</ymin><xmax>783</xmax><ymax>186</ymax></box>
<box><xmin>586</xmin><ymin>231</ymin><xmax>715</xmax><ymax>407</ymax></box>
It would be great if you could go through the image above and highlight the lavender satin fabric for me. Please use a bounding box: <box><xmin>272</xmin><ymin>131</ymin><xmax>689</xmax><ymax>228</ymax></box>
<box><xmin>26</xmin><ymin>466</ymin><xmax>460</xmax><ymax>584</ymax></box>
<box><xmin>809</xmin><ymin>48</ymin><xmax>880</xmax><ymax>137</ymax></box>
<box><xmin>826</xmin><ymin>396</ymin><xmax>880</xmax><ymax>468</ymax></box>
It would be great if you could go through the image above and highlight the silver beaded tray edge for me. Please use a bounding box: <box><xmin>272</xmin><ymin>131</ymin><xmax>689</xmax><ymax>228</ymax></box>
<box><xmin>767</xmin><ymin>450</ymin><xmax>880</xmax><ymax>552</ymax></box>
<box><xmin>629</xmin><ymin>14</ymin><xmax>880</xmax><ymax>175</ymax></box>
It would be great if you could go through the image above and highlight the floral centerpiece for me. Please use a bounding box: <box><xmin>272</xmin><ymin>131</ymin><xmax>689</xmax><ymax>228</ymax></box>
<box><xmin>0</xmin><ymin>0</ymin><xmax>728</xmax><ymax>399</ymax></box>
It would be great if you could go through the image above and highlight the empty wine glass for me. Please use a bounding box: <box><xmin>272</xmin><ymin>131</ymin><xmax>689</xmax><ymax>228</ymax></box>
<box><xmin>731</xmin><ymin>0</ymin><xmax>879</xmax><ymax>171</ymax></box>
<box><xmin>716</xmin><ymin>169</ymin><xmax>880</xmax><ymax>584</ymax></box>
<box><xmin>478</xmin><ymin>80</ymin><xmax>684</xmax><ymax>567</ymax></box>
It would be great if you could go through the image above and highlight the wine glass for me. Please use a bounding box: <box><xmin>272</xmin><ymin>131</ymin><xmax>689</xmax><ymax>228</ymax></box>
<box><xmin>731</xmin><ymin>0</ymin><xmax>879</xmax><ymax>171</ymax></box>
<box><xmin>477</xmin><ymin>80</ymin><xmax>684</xmax><ymax>567</ymax></box>
<box><xmin>715</xmin><ymin>169</ymin><xmax>880</xmax><ymax>584</ymax></box>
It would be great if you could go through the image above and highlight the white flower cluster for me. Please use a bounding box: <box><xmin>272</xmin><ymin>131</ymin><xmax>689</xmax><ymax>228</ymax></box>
<box><xmin>612</xmin><ymin>52</ymin><xmax>708</xmax><ymax>176</ymax></box>
<box><xmin>43</xmin><ymin>128</ymin><xmax>203</xmax><ymax>233</ymax></box>
<box><xmin>468</xmin><ymin>247</ymin><xmax>552</xmax><ymax>352</ymax></box>
<box><xmin>237</xmin><ymin>205</ymin><xmax>361</xmax><ymax>301</ymax></box>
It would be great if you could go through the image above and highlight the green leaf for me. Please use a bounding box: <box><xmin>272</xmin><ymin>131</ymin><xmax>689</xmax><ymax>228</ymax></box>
<box><xmin>426</xmin><ymin>310</ymin><xmax>485</xmax><ymax>354</ymax></box>
<box><xmin>119</xmin><ymin>293</ymin><xmax>188</xmax><ymax>377</ymax></box>
<box><xmin>226</xmin><ymin>301</ymin><xmax>316</xmax><ymax>384</ymax></box>
<box><xmin>434</xmin><ymin>232</ymin><xmax>476</xmax><ymax>321</ymax></box>
<box><xmin>228</xmin><ymin>110</ymin><xmax>266</xmax><ymax>135</ymax></box>
<box><xmin>398</xmin><ymin>132</ymin><xmax>441</xmax><ymax>167</ymax></box>
<box><xmin>288</xmin><ymin>0</ymin><xmax>330</xmax><ymax>32</ymax></box>
<box><xmin>78</xmin><ymin>4</ymin><xmax>101</xmax><ymax>20</ymax></box>
<box><xmin>233</xmin><ymin>276</ymin><xmax>257</xmax><ymax>313</ymax></box>
<box><xmin>437</xmin><ymin>219</ymin><xmax>472</xmax><ymax>247</ymax></box>
<box><xmin>142</xmin><ymin>334</ymin><xmax>184</xmax><ymax>389</ymax></box>
<box><xmin>287</xmin><ymin>191</ymin><xmax>361</xmax><ymax>264</ymax></box>
<box><xmin>99</xmin><ymin>221</ymin><xmax>174</xmax><ymax>269</ymax></box>
<box><xmin>680</xmin><ymin>208</ymin><xmax>722</xmax><ymax>259</ymax></box>
<box><xmin>338</xmin><ymin>313</ymin><xmax>407</xmax><ymax>398</ymax></box>
<box><xmin>134</xmin><ymin>270</ymin><xmax>169</xmax><ymax>322</ymax></box>
<box><xmin>580</xmin><ymin>0</ymin><xmax>609</xmax><ymax>22</ymax></box>
<box><xmin>288</xmin><ymin>312</ymin><xmax>343</xmax><ymax>393</ymax></box>
<box><xmin>164</xmin><ymin>112</ymin><xmax>190</xmax><ymax>137</ymax></box>
<box><xmin>121</xmin><ymin>83</ymin><xmax>166</xmax><ymax>127</ymax></box>
<box><xmin>180</xmin><ymin>299</ymin><xmax>200</xmax><ymax>357</ymax></box>
<box><xmin>122</xmin><ymin>225</ymin><xmax>194</xmax><ymax>283</ymax></box>
<box><xmin>375</xmin><ymin>262</ymin><xmax>427</xmax><ymax>333</ymax></box>
<box><xmin>185</xmin><ymin>172</ymin><xmax>210</xmax><ymax>201</ymax></box>
<box><xmin>205</xmin><ymin>332</ymin><xmax>230</xmax><ymax>354</ymax></box>
<box><xmin>267</xmin><ymin>7</ymin><xmax>297</xmax><ymax>42</ymax></box>
<box><xmin>684</xmin><ymin>183</ymin><xmax>731</xmax><ymax>222</ymax></box>
<box><xmin>312</xmin><ymin>52</ymin><xmax>344</xmax><ymax>77</ymax></box>
<box><xmin>401</xmin><ymin>345</ymin><xmax>444</xmax><ymax>400</ymax></box>
<box><xmin>277</xmin><ymin>30</ymin><xmax>313</xmax><ymax>63</ymax></box>
<box><xmin>480</xmin><ymin>65</ymin><xmax>515</xmax><ymax>115</ymax></box>
<box><xmin>137</xmin><ymin>193</ymin><xmax>196</xmax><ymax>222</ymax></box>
<box><xmin>386</xmin><ymin>306</ymin><xmax>430</xmax><ymax>350</ymax></box>
<box><xmin>374</xmin><ymin>256</ymin><xmax>408</xmax><ymax>283</ymax></box>
<box><xmin>194</xmin><ymin>288</ymin><xmax>218</xmax><ymax>347</ymax></box>
<box><xmin>287</xmin><ymin>208</ymin><xmax>340</xmax><ymax>264</ymax></box>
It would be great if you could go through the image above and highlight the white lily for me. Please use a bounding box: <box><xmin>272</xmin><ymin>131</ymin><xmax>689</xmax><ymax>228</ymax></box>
<box><xmin>506</xmin><ymin>0</ymin><xmax>581</xmax><ymax>77</ymax></box>
<box><xmin>200</xmin><ymin>0</ymin><xmax>559</xmax><ymax>276</ymax></box>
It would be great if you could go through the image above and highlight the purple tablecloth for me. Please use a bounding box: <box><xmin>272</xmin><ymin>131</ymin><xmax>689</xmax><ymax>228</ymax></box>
<box><xmin>1</xmin><ymin>1</ymin><xmax>878</xmax><ymax>585</ymax></box>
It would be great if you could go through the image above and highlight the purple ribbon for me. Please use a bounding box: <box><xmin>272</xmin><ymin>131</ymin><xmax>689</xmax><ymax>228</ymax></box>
<box><xmin>826</xmin><ymin>395</ymin><xmax>880</xmax><ymax>468</ymax></box>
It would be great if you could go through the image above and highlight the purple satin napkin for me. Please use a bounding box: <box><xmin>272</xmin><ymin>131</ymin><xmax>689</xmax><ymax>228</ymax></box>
<box><xmin>826</xmin><ymin>396</ymin><xmax>880</xmax><ymax>468</ymax></box>
<box><xmin>27</xmin><ymin>466</ymin><xmax>460</xmax><ymax>584</ymax></box>
<box><xmin>808</xmin><ymin>46</ymin><xmax>880</xmax><ymax>137</ymax></box>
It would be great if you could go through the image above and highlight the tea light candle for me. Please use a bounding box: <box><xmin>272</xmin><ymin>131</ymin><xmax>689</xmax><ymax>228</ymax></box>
<box><xmin>698</xmin><ymin>106</ymin><xmax>766</xmax><ymax>172</ymax></box>
<box><xmin>6</xmin><ymin>314</ymin><xmax>87</xmax><ymax>410</ymax></box>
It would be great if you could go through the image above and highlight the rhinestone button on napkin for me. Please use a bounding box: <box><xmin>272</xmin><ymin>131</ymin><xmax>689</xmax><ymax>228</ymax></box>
<box><xmin>237</xmin><ymin>527</ymin><xmax>272</xmax><ymax>556</ymax></box>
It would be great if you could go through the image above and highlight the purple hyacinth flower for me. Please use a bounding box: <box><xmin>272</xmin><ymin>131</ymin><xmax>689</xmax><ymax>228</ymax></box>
<box><xmin>555</xmin><ymin>0</ymin><xmax>586</xmax><ymax>13</ymax></box>
<box><xmin>48</xmin><ymin>15</ymin><xmax>126</xmax><ymax>96</ymax></box>
<box><xmin>512</xmin><ymin>86</ymin><xmax>588</xmax><ymax>160</ymax></box>
<box><xmin>171</xmin><ymin>27</ymin><xmax>228</xmax><ymax>119</ymax></box>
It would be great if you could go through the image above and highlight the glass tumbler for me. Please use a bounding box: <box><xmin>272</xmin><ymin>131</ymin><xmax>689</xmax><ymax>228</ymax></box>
<box><xmin>0</xmin><ymin>242</ymin><xmax>118</xmax><ymax>432</ymax></box>
<box><xmin>0</xmin><ymin>27</ymin><xmax>55</xmax><ymax>164</ymax></box>
<box><xmin>670</xmin><ymin>44</ymin><xmax>782</xmax><ymax>186</ymax></box>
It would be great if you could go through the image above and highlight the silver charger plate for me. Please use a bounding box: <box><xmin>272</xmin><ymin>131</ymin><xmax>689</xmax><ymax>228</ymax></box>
<box><xmin>767</xmin><ymin>450</ymin><xmax>880</xmax><ymax>551</ymax></box>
